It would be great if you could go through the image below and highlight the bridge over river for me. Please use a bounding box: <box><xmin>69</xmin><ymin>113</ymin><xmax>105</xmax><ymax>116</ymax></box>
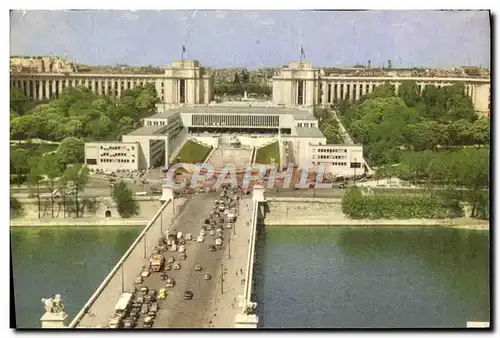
<box><xmin>45</xmin><ymin>186</ymin><xmax>266</xmax><ymax>329</ymax></box>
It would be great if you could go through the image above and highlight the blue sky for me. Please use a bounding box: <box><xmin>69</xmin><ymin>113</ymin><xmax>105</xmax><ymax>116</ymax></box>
<box><xmin>10</xmin><ymin>10</ymin><xmax>490</xmax><ymax>69</ymax></box>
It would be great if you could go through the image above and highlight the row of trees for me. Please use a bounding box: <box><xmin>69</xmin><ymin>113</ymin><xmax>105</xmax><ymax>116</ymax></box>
<box><xmin>11</xmin><ymin>155</ymin><xmax>140</xmax><ymax>219</ymax></box>
<box><xmin>337</xmin><ymin>82</ymin><xmax>490</xmax><ymax>166</ymax></box>
<box><xmin>214</xmin><ymin>82</ymin><xmax>272</xmax><ymax>97</ymax></box>
<box><xmin>10</xmin><ymin>83</ymin><xmax>158</xmax><ymax>142</ymax></box>
<box><xmin>375</xmin><ymin>147</ymin><xmax>489</xmax><ymax>219</ymax></box>
<box><xmin>11</xmin><ymin>137</ymin><xmax>85</xmax><ymax>185</ymax></box>
<box><xmin>313</xmin><ymin>108</ymin><xmax>343</xmax><ymax>144</ymax></box>
<box><xmin>341</xmin><ymin>187</ymin><xmax>459</xmax><ymax>219</ymax></box>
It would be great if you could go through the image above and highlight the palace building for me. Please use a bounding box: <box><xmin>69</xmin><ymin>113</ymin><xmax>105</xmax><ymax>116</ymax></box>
<box><xmin>10</xmin><ymin>59</ymin><xmax>491</xmax><ymax>175</ymax></box>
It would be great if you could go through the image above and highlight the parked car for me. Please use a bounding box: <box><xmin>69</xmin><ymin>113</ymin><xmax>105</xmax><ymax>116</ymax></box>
<box><xmin>194</xmin><ymin>264</ymin><xmax>203</xmax><ymax>271</ymax></box>
<box><xmin>204</xmin><ymin>273</ymin><xmax>212</xmax><ymax>281</ymax></box>
<box><xmin>209</xmin><ymin>245</ymin><xmax>217</xmax><ymax>252</ymax></box>
<box><xmin>184</xmin><ymin>291</ymin><xmax>194</xmax><ymax>300</ymax></box>
<box><xmin>143</xmin><ymin>316</ymin><xmax>153</xmax><ymax>328</ymax></box>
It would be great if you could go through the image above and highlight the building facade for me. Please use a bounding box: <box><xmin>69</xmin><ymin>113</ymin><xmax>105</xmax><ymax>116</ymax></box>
<box><xmin>10</xmin><ymin>60</ymin><xmax>214</xmax><ymax>105</ymax></box>
<box><xmin>273</xmin><ymin>62</ymin><xmax>491</xmax><ymax>117</ymax></box>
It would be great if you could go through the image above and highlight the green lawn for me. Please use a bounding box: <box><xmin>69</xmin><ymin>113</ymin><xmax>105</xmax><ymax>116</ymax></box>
<box><xmin>255</xmin><ymin>141</ymin><xmax>280</xmax><ymax>165</ymax></box>
<box><xmin>172</xmin><ymin>140</ymin><xmax>213</xmax><ymax>164</ymax></box>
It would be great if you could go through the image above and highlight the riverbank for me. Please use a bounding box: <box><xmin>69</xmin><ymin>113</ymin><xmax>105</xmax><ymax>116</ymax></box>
<box><xmin>262</xmin><ymin>218</ymin><xmax>489</xmax><ymax>230</ymax></box>
<box><xmin>263</xmin><ymin>198</ymin><xmax>489</xmax><ymax>231</ymax></box>
<box><xmin>10</xmin><ymin>218</ymin><xmax>149</xmax><ymax>227</ymax></box>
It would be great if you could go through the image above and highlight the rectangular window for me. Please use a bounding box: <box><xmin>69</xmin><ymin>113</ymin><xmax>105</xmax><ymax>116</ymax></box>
<box><xmin>350</xmin><ymin>162</ymin><xmax>362</xmax><ymax>168</ymax></box>
<box><xmin>179</xmin><ymin>79</ymin><xmax>186</xmax><ymax>103</ymax></box>
<box><xmin>297</xmin><ymin>80</ymin><xmax>304</xmax><ymax>105</ymax></box>
<box><xmin>86</xmin><ymin>158</ymin><xmax>97</xmax><ymax>165</ymax></box>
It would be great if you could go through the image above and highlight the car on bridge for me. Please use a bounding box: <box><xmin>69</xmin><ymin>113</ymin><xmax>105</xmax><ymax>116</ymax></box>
<box><xmin>184</xmin><ymin>291</ymin><xmax>194</xmax><ymax>300</ymax></box>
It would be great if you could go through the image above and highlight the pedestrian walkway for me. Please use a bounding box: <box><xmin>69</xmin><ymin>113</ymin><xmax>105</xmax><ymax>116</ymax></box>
<box><xmin>206</xmin><ymin>198</ymin><xmax>253</xmax><ymax>328</ymax></box>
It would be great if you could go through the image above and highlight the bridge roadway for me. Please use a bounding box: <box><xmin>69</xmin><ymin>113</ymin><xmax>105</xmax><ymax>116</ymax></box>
<box><xmin>137</xmin><ymin>192</ymin><xmax>232</xmax><ymax>328</ymax></box>
<box><xmin>72</xmin><ymin>191</ymin><xmax>253</xmax><ymax>329</ymax></box>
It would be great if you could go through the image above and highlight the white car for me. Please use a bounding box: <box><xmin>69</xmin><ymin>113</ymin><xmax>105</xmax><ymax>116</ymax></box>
<box><xmin>170</xmin><ymin>244</ymin><xmax>177</xmax><ymax>252</ymax></box>
<box><xmin>185</xmin><ymin>233</ymin><xmax>192</xmax><ymax>241</ymax></box>
<box><xmin>178</xmin><ymin>245</ymin><xmax>186</xmax><ymax>253</ymax></box>
<box><xmin>140</xmin><ymin>269</ymin><xmax>151</xmax><ymax>278</ymax></box>
<box><xmin>197</xmin><ymin>236</ymin><xmax>204</xmax><ymax>243</ymax></box>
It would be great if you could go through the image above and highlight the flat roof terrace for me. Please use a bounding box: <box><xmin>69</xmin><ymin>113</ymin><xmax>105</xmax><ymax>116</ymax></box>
<box><xmin>148</xmin><ymin>105</ymin><xmax>316</xmax><ymax>121</ymax></box>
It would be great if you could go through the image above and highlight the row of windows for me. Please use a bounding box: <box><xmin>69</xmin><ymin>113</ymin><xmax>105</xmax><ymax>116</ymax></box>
<box><xmin>100</xmin><ymin>145</ymin><xmax>134</xmax><ymax>151</ymax></box>
<box><xmin>147</xmin><ymin>120</ymin><xmax>167</xmax><ymax>126</ymax></box>
<box><xmin>100</xmin><ymin>158</ymin><xmax>135</xmax><ymax>163</ymax></box>
<box><xmin>316</xmin><ymin>148</ymin><xmax>348</xmax><ymax>153</ymax></box>
<box><xmin>297</xmin><ymin>122</ymin><xmax>315</xmax><ymax>128</ymax></box>
<box><xmin>101</xmin><ymin>152</ymin><xmax>134</xmax><ymax>157</ymax></box>
<box><xmin>313</xmin><ymin>161</ymin><xmax>347</xmax><ymax>166</ymax></box>
<box><xmin>192</xmin><ymin>114</ymin><xmax>280</xmax><ymax>127</ymax></box>
<box><xmin>313</xmin><ymin>155</ymin><xmax>347</xmax><ymax>160</ymax></box>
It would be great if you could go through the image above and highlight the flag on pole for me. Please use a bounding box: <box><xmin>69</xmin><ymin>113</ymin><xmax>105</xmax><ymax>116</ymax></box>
<box><xmin>300</xmin><ymin>46</ymin><xmax>306</xmax><ymax>60</ymax></box>
<box><xmin>181</xmin><ymin>45</ymin><xmax>187</xmax><ymax>61</ymax></box>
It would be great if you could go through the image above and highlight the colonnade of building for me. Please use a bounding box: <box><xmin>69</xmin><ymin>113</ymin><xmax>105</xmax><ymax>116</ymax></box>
<box><xmin>10</xmin><ymin>59</ymin><xmax>491</xmax><ymax>117</ymax></box>
<box><xmin>10</xmin><ymin>60</ymin><xmax>213</xmax><ymax>105</ymax></box>
<box><xmin>272</xmin><ymin>62</ymin><xmax>491</xmax><ymax>117</ymax></box>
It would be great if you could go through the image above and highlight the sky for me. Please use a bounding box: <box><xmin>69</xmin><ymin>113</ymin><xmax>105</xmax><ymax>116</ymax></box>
<box><xmin>9</xmin><ymin>10</ymin><xmax>491</xmax><ymax>69</ymax></box>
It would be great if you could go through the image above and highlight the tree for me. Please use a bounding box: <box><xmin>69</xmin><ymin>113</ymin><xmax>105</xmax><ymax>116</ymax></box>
<box><xmin>233</xmin><ymin>73</ymin><xmax>240</xmax><ymax>84</ymax></box>
<box><xmin>27</xmin><ymin>159</ymin><xmax>43</xmax><ymax>219</ymax></box>
<box><xmin>403</xmin><ymin>121</ymin><xmax>444</xmax><ymax>151</ymax></box>
<box><xmin>63</xmin><ymin>164</ymin><xmax>89</xmax><ymax>218</ymax></box>
<box><xmin>58</xmin><ymin>137</ymin><xmax>85</xmax><ymax>166</ymax></box>
<box><xmin>10</xmin><ymin>195</ymin><xmax>24</xmax><ymax>219</ymax></box>
<box><xmin>10</xmin><ymin>147</ymin><xmax>30</xmax><ymax>185</ymax></box>
<box><xmin>86</xmin><ymin>197</ymin><xmax>99</xmax><ymax>216</ymax></box>
<box><xmin>471</xmin><ymin>117</ymin><xmax>490</xmax><ymax>144</ymax></box>
<box><xmin>321</xmin><ymin>120</ymin><xmax>343</xmax><ymax>144</ymax></box>
<box><xmin>112</xmin><ymin>181</ymin><xmax>139</xmax><ymax>218</ymax></box>
<box><xmin>39</xmin><ymin>153</ymin><xmax>63</xmax><ymax>218</ymax></box>
<box><xmin>398</xmin><ymin>81</ymin><xmax>420</xmax><ymax>107</ymax></box>
<box><xmin>10</xmin><ymin>88</ymin><xmax>28</xmax><ymax>115</ymax></box>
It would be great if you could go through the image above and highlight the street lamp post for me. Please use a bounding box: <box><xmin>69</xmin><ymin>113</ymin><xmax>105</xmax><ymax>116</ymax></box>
<box><xmin>220</xmin><ymin>263</ymin><xmax>224</xmax><ymax>294</ymax></box>
<box><xmin>228</xmin><ymin>235</ymin><xmax>231</xmax><ymax>260</ymax></box>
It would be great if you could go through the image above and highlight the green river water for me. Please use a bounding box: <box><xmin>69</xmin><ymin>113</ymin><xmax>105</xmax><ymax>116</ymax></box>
<box><xmin>10</xmin><ymin>225</ymin><xmax>490</xmax><ymax>328</ymax></box>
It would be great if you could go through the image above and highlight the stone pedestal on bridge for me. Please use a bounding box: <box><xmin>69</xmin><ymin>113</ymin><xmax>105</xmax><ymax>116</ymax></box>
<box><xmin>234</xmin><ymin>313</ymin><xmax>259</xmax><ymax>329</ymax></box>
<box><xmin>252</xmin><ymin>185</ymin><xmax>266</xmax><ymax>203</ymax></box>
<box><xmin>160</xmin><ymin>186</ymin><xmax>174</xmax><ymax>202</ymax></box>
<box><xmin>40</xmin><ymin>312</ymin><xmax>68</xmax><ymax>329</ymax></box>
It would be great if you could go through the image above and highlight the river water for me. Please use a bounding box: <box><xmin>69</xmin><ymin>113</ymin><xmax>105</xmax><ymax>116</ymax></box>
<box><xmin>10</xmin><ymin>226</ymin><xmax>143</xmax><ymax>328</ymax></box>
<box><xmin>11</xmin><ymin>225</ymin><xmax>489</xmax><ymax>329</ymax></box>
<box><xmin>253</xmin><ymin>226</ymin><xmax>490</xmax><ymax>328</ymax></box>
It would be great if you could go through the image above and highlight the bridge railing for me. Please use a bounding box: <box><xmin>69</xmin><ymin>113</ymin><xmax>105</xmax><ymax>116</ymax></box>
<box><xmin>243</xmin><ymin>200</ymin><xmax>259</xmax><ymax>302</ymax></box>
<box><xmin>69</xmin><ymin>198</ymin><xmax>185</xmax><ymax>328</ymax></box>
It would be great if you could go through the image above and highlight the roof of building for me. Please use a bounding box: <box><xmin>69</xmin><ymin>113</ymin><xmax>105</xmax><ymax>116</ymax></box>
<box><xmin>295</xmin><ymin>127</ymin><xmax>325</xmax><ymax>138</ymax></box>
<box><xmin>125</xmin><ymin>125</ymin><xmax>166</xmax><ymax>136</ymax></box>
<box><xmin>148</xmin><ymin>105</ymin><xmax>317</xmax><ymax>121</ymax></box>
